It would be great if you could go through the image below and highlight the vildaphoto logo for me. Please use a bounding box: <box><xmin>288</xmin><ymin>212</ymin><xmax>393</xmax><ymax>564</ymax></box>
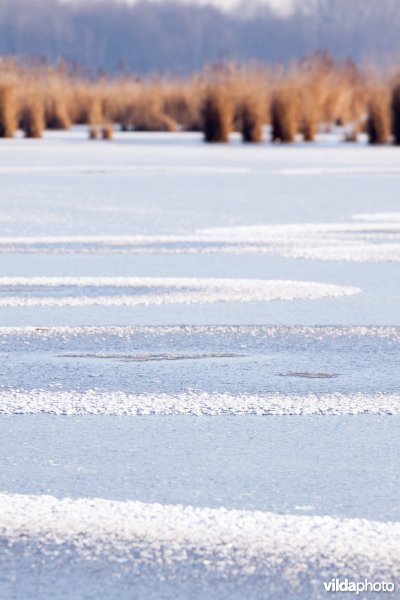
<box><xmin>323</xmin><ymin>578</ymin><xmax>395</xmax><ymax>595</ymax></box>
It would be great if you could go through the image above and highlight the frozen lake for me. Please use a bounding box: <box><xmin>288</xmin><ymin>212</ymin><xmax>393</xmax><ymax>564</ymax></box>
<box><xmin>0</xmin><ymin>129</ymin><xmax>399</xmax><ymax>599</ymax></box>
<box><xmin>2</xmin><ymin>415</ymin><xmax>400</xmax><ymax>521</ymax></box>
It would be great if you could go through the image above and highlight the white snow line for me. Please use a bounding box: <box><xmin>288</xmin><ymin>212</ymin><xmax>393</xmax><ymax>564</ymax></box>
<box><xmin>0</xmin><ymin>492</ymin><xmax>399</xmax><ymax>583</ymax></box>
<box><xmin>1</xmin><ymin>219</ymin><xmax>400</xmax><ymax>262</ymax></box>
<box><xmin>281</xmin><ymin>244</ymin><xmax>400</xmax><ymax>262</ymax></box>
<box><xmin>275</xmin><ymin>167</ymin><xmax>400</xmax><ymax>176</ymax></box>
<box><xmin>0</xmin><ymin>325</ymin><xmax>398</xmax><ymax>338</ymax></box>
<box><xmin>0</xmin><ymin>277</ymin><xmax>360</xmax><ymax>306</ymax></box>
<box><xmin>0</xmin><ymin>390</ymin><xmax>398</xmax><ymax>415</ymax></box>
<box><xmin>353</xmin><ymin>212</ymin><xmax>400</xmax><ymax>222</ymax></box>
<box><xmin>0</xmin><ymin>165</ymin><xmax>249</xmax><ymax>175</ymax></box>
<box><xmin>0</xmin><ymin>275</ymin><xmax>356</xmax><ymax>287</ymax></box>
<box><xmin>198</xmin><ymin>222</ymin><xmax>400</xmax><ymax>238</ymax></box>
<box><xmin>0</xmin><ymin>222</ymin><xmax>400</xmax><ymax>247</ymax></box>
<box><xmin>0</xmin><ymin>235</ymin><xmax>192</xmax><ymax>244</ymax></box>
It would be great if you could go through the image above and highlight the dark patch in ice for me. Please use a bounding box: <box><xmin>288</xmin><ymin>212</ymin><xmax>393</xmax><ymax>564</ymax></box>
<box><xmin>279</xmin><ymin>372</ymin><xmax>339</xmax><ymax>379</ymax></box>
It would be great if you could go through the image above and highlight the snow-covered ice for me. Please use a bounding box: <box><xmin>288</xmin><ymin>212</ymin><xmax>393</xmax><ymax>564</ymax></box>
<box><xmin>2</xmin><ymin>389</ymin><xmax>399</xmax><ymax>415</ymax></box>
<box><xmin>1</xmin><ymin>492</ymin><xmax>399</xmax><ymax>600</ymax></box>
<box><xmin>0</xmin><ymin>129</ymin><xmax>400</xmax><ymax>598</ymax></box>
<box><xmin>0</xmin><ymin>276</ymin><xmax>359</xmax><ymax>306</ymax></box>
<box><xmin>1</xmin><ymin>215</ymin><xmax>400</xmax><ymax>263</ymax></box>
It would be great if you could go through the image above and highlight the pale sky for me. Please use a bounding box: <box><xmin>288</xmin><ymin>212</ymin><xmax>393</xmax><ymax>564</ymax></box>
<box><xmin>65</xmin><ymin>0</ymin><xmax>297</xmax><ymax>16</ymax></box>
<box><xmin>174</xmin><ymin>0</ymin><xmax>296</xmax><ymax>15</ymax></box>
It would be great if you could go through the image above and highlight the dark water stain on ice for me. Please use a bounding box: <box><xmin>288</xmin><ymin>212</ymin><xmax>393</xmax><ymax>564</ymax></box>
<box><xmin>279</xmin><ymin>372</ymin><xmax>339</xmax><ymax>379</ymax></box>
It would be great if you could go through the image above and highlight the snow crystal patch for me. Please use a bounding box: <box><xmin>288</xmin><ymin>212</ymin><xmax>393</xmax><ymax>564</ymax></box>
<box><xmin>0</xmin><ymin>277</ymin><xmax>359</xmax><ymax>307</ymax></box>
<box><xmin>1</xmin><ymin>390</ymin><xmax>398</xmax><ymax>415</ymax></box>
<box><xmin>198</xmin><ymin>221</ymin><xmax>400</xmax><ymax>262</ymax></box>
<box><xmin>198</xmin><ymin>222</ymin><xmax>400</xmax><ymax>239</ymax></box>
<box><xmin>0</xmin><ymin>207</ymin><xmax>400</xmax><ymax>267</ymax></box>
<box><xmin>0</xmin><ymin>491</ymin><xmax>399</xmax><ymax>597</ymax></box>
<box><xmin>0</xmin><ymin>324</ymin><xmax>398</xmax><ymax>339</ymax></box>
<box><xmin>1</xmin><ymin>217</ymin><xmax>399</xmax><ymax>262</ymax></box>
<box><xmin>282</xmin><ymin>243</ymin><xmax>400</xmax><ymax>262</ymax></box>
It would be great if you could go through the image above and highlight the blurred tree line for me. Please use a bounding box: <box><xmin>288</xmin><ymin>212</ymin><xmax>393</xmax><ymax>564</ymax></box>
<box><xmin>0</xmin><ymin>0</ymin><xmax>399</xmax><ymax>73</ymax></box>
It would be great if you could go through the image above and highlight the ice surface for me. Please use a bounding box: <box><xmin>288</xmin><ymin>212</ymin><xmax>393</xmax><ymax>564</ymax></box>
<box><xmin>1</xmin><ymin>416</ymin><xmax>399</xmax><ymax>519</ymax></box>
<box><xmin>1</xmin><ymin>325</ymin><xmax>398</xmax><ymax>395</ymax></box>
<box><xmin>1</xmin><ymin>130</ymin><xmax>400</xmax><ymax>598</ymax></box>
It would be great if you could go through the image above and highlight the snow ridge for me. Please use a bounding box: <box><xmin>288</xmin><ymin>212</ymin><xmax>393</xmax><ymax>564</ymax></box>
<box><xmin>0</xmin><ymin>492</ymin><xmax>399</xmax><ymax>595</ymax></box>
<box><xmin>0</xmin><ymin>324</ymin><xmax>398</xmax><ymax>338</ymax></box>
<box><xmin>0</xmin><ymin>277</ymin><xmax>359</xmax><ymax>306</ymax></box>
<box><xmin>1</xmin><ymin>213</ymin><xmax>400</xmax><ymax>262</ymax></box>
<box><xmin>1</xmin><ymin>390</ymin><xmax>399</xmax><ymax>416</ymax></box>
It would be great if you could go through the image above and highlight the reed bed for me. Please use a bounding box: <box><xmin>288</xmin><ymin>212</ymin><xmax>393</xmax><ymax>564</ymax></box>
<box><xmin>366</xmin><ymin>86</ymin><xmax>391</xmax><ymax>145</ymax></box>
<box><xmin>391</xmin><ymin>78</ymin><xmax>400</xmax><ymax>145</ymax></box>
<box><xmin>20</xmin><ymin>94</ymin><xmax>45</xmax><ymax>138</ymax></box>
<box><xmin>0</xmin><ymin>55</ymin><xmax>397</xmax><ymax>144</ymax></box>
<box><xmin>234</xmin><ymin>67</ymin><xmax>270</xmax><ymax>143</ymax></box>
<box><xmin>271</xmin><ymin>82</ymin><xmax>299</xmax><ymax>143</ymax></box>
<box><xmin>202</xmin><ymin>84</ymin><xmax>233</xmax><ymax>143</ymax></box>
<box><xmin>0</xmin><ymin>79</ymin><xmax>18</xmax><ymax>138</ymax></box>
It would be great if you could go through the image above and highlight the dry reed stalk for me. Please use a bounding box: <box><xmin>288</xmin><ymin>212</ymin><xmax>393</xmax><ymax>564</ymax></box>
<box><xmin>101</xmin><ymin>83</ymin><xmax>128</xmax><ymax>130</ymax></box>
<box><xmin>366</xmin><ymin>86</ymin><xmax>391</xmax><ymax>145</ymax></box>
<box><xmin>318</xmin><ymin>70</ymin><xmax>345</xmax><ymax>131</ymax></box>
<box><xmin>298</xmin><ymin>79</ymin><xmax>320</xmax><ymax>142</ymax></box>
<box><xmin>88</xmin><ymin>96</ymin><xmax>103</xmax><ymax>139</ymax></box>
<box><xmin>232</xmin><ymin>68</ymin><xmax>269</xmax><ymax>143</ymax></box>
<box><xmin>20</xmin><ymin>94</ymin><xmax>45</xmax><ymax>138</ymax></box>
<box><xmin>69</xmin><ymin>84</ymin><xmax>93</xmax><ymax>125</ymax></box>
<box><xmin>163</xmin><ymin>77</ymin><xmax>205</xmax><ymax>131</ymax></box>
<box><xmin>98</xmin><ymin>82</ymin><xmax>120</xmax><ymax>127</ymax></box>
<box><xmin>337</xmin><ymin>63</ymin><xmax>368</xmax><ymax>142</ymax></box>
<box><xmin>101</xmin><ymin>123</ymin><xmax>114</xmax><ymax>139</ymax></box>
<box><xmin>391</xmin><ymin>77</ymin><xmax>400</xmax><ymax>145</ymax></box>
<box><xmin>340</xmin><ymin>88</ymin><xmax>366</xmax><ymax>142</ymax></box>
<box><xmin>109</xmin><ymin>82</ymin><xmax>175</xmax><ymax>131</ymax></box>
<box><xmin>297</xmin><ymin>69</ymin><xmax>322</xmax><ymax>141</ymax></box>
<box><xmin>114</xmin><ymin>88</ymin><xmax>137</xmax><ymax>130</ymax></box>
<box><xmin>131</xmin><ymin>84</ymin><xmax>177</xmax><ymax>131</ymax></box>
<box><xmin>271</xmin><ymin>83</ymin><xmax>298</xmax><ymax>143</ymax></box>
<box><xmin>201</xmin><ymin>84</ymin><xmax>233</xmax><ymax>143</ymax></box>
<box><xmin>236</xmin><ymin>94</ymin><xmax>264</xmax><ymax>143</ymax></box>
<box><xmin>297</xmin><ymin>52</ymin><xmax>345</xmax><ymax>134</ymax></box>
<box><xmin>101</xmin><ymin>81</ymin><xmax>135</xmax><ymax>130</ymax></box>
<box><xmin>0</xmin><ymin>82</ymin><xmax>18</xmax><ymax>138</ymax></box>
<box><xmin>45</xmin><ymin>81</ymin><xmax>72</xmax><ymax>130</ymax></box>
